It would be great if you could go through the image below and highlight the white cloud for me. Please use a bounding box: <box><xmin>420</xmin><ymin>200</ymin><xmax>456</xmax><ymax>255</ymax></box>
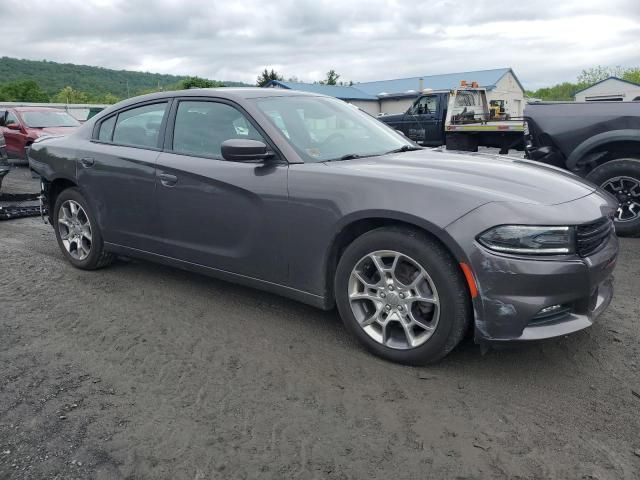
<box><xmin>0</xmin><ymin>0</ymin><xmax>638</xmax><ymax>89</ymax></box>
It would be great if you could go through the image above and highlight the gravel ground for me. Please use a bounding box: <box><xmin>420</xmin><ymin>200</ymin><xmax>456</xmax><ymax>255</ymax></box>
<box><xmin>1</xmin><ymin>167</ymin><xmax>639</xmax><ymax>480</ymax></box>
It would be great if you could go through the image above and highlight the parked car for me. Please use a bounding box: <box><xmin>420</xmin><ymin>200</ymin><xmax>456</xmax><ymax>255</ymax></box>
<box><xmin>525</xmin><ymin>101</ymin><xmax>640</xmax><ymax>237</ymax></box>
<box><xmin>29</xmin><ymin>89</ymin><xmax>618</xmax><ymax>364</ymax></box>
<box><xmin>0</xmin><ymin>107</ymin><xmax>80</xmax><ymax>161</ymax></box>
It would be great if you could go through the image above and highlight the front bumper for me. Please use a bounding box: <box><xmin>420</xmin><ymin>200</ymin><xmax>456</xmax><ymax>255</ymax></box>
<box><xmin>446</xmin><ymin>192</ymin><xmax>619</xmax><ymax>342</ymax></box>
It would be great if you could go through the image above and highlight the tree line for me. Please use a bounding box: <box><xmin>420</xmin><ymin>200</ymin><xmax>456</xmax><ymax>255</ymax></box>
<box><xmin>256</xmin><ymin>68</ymin><xmax>352</xmax><ymax>87</ymax></box>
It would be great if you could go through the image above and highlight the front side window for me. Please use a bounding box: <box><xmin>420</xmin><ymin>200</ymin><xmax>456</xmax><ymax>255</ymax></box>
<box><xmin>410</xmin><ymin>96</ymin><xmax>438</xmax><ymax>115</ymax></box>
<box><xmin>172</xmin><ymin>101</ymin><xmax>265</xmax><ymax>158</ymax></box>
<box><xmin>253</xmin><ymin>96</ymin><xmax>409</xmax><ymax>162</ymax></box>
<box><xmin>21</xmin><ymin>110</ymin><xmax>80</xmax><ymax>128</ymax></box>
<box><xmin>112</xmin><ymin>103</ymin><xmax>168</xmax><ymax>148</ymax></box>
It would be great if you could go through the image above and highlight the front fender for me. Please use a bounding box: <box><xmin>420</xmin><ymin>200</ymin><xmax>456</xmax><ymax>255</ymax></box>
<box><xmin>332</xmin><ymin>209</ymin><xmax>471</xmax><ymax>264</ymax></box>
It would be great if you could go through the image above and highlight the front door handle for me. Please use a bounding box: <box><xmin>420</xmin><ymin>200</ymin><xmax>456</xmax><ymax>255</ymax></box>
<box><xmin>80</xmin><ymin>157</ymin><xmax>95</xmax><ymax>168</ymax></box>
<box><xmin>159</xmin><ymin>173</ymin><xmax>178</xmax><ymax>187</ymax></box>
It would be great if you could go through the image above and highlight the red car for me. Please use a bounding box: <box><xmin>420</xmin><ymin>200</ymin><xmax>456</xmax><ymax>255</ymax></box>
<box><xmin>0</xmin><ymin>107</ymin><xmax>80</xmax><ymax>160</ymax></box>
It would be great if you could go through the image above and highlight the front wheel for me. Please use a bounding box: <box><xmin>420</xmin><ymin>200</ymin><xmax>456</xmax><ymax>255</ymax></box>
<box><xmin>587</xmin><ymin>159</ymin><xmax>640</xmax><ymax>237</ymax></box>
<box><xmin>334</xmin><ymin>227</ymin><xmax>472</xmax><ymax>365</ymax></box>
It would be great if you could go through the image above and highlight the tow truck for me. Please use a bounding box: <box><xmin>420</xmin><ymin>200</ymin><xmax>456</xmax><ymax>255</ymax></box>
<box><xmin>379</xmin><ymin>81</ymin><xmax>524</xmax><ymax>153</ymax></box>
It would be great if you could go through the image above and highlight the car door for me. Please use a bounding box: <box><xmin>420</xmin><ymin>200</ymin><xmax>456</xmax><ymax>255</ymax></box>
<box><xmin>402</xmin><ymin>95</ymin><xmax>441</xmax><ymax>145</ymax></box>
<box><xmin>3</xmin><ymin>110</ymin><xmax>27</xmax><ymax>157</ymax></box>
<box><xmin>77</xmin><ymin>101</ymin><xmax>170</xmax><ymax>251</ymax></box>
<box><xmin>154</xmin><ymin>98</ymin><xmax>289</xmax><ymax>284</ymax></box>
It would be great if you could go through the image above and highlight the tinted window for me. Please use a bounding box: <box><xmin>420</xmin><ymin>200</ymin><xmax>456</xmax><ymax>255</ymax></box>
<box><xmin>410</xmin><ymin>96</ymin><xmax>438</xmax><ymax>115</ymax></box>
<box><xmin>112</xmin><ymin>103</ymin><xmax>168</xmax><ymax>148</ymax></box>
<box><xmin>98</xmin><ymin>115</ymin><xmax>116</xmax><ymax>142</ymax></box>
<box><xmin>172</xmin><ymin>101</ymin><xmax>265</xmax><ymax>158</ymax></box>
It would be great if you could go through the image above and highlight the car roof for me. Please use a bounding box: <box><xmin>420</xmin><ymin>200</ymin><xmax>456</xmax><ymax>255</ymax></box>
<box><xmin>114</xmin><ymin>87</ymin><xmax>325</xmax><ymax>108</ymax></box>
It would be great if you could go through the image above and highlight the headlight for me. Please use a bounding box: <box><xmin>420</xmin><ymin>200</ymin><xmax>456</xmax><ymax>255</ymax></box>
<box><xmin>477</xmin><ymin>225</ymin><xmax>575</xmax><ymax>255</ymax></box>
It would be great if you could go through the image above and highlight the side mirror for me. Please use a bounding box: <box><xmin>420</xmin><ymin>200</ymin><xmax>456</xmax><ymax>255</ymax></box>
<box><xmin>6</xmin><ymin>123</ymin><xmax>21</xmax><ymax>131</ymax></box>
<box><xmin>221</xmin><ymin>139</ymin><xmax>274</xmax><ymax>162</ymax></box>
<box><xmin>396</xmin><ymin>130</ymin><xmax>406</xmax><ymax>137</ymax></box>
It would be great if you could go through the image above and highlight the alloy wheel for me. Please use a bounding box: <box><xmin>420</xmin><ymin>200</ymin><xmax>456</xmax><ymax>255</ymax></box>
<box><xmin>58</xmin><ymin>200</ymin><xmax>92</xmax><ymax>261</ymax></box>
<box><xmin>348</xmin><ymin>250</ymin><xmax>440</xmax><ymax>350</ymax></box>
<box><xmin>602</xmin><ymin>176</ymin><xmax>640</xmax><ymax>222</ymax></box>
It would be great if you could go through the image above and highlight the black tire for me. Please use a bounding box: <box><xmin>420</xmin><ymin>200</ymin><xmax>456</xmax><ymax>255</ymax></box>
<box><xmin>53</xmin><ymin>187</ymin><xmax>114</xmax><ymax>269</ymax></box>
<box><xmin>586</xmin><ymin>158</ymin><xmax>640</xmax><ymax>237</ymax></box>
<box><xmin>334</xmin><ymin>226</ymin><xmax>472</xmax><ymax>365</ymax></box>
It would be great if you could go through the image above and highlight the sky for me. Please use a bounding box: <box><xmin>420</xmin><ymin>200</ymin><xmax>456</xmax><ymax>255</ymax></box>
<box><xmin>0</xmin><ymin>0</ymin><xmax>638</xmax><ymax>90</ymax></box>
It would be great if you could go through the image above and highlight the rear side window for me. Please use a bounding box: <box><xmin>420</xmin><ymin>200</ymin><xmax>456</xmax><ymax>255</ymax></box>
<box><xmin>112</xmin><ymin>103</ymin><xmax>168</xmax><ymax>148</ymax></box>
<box><xmin>98</xmin><ymin>115</ymin><xmax>116</xmax><ymax>141</ymax></box>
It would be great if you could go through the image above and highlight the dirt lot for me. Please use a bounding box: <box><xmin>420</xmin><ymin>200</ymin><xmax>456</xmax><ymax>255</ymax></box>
<box><xmin>1</xmin><ymin>167</ymin><xmax>639</xmax><ymax>479</ymax></box>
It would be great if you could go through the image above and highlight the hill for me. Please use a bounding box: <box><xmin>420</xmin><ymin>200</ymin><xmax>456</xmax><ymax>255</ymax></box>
<box><xmin>0</xmin><ymin>56</ymin><xmax>249</xmax><ymax>100</ymax></box>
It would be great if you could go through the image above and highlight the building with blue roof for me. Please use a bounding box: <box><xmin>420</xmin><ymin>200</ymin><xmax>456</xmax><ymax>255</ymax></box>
<box><xmin>265</xmin><ymin>67</ymin><xmax>525</xmax><ymax>117</ymax></box>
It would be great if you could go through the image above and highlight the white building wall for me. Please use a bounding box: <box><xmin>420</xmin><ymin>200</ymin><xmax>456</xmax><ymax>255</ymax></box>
<box><xmin>575</xmin><ymin>78</ymin><xmax>640</xmax><ymax>102</ymax></box>
<box><xmin>348</xmin><ymin>100</ymin><xmax>380</xmax><ymax>116</ymax></box>
<box><xmin>379</xmin><ymin>98</ymin><xmax>414</xmax><ymax>116</ymax></box>
<box><xmin>486</xmin><ymin>71</ymin><xmax>525</xmax><ymax>117</ymax></box>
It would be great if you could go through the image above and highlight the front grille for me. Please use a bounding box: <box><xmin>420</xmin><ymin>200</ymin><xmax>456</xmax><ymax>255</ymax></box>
<box><xmin>576</xmin><ymin>218</ymin><xmax>613</xmax><ymax>257</ymax></box>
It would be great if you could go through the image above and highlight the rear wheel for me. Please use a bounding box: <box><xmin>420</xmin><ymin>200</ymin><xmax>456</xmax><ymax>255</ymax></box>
<box><xmin>334</xmin><ymin>227</ymin><xmax>471</xmax><ymax>365</ymax></box>
<box><xmin>53</xmin><ymin>187</ymin><xmax>114</xmax><ymax>269</ymax></box>
<box><xmin>587</xmin><ymin>159</ymin><xmax>640</xmax><ymax>237</ymax></box>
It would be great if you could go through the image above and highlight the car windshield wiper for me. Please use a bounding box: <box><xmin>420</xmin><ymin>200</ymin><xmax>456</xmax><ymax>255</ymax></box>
<box><xmin>383</xmin><ymin>145</ymin><xmax>423</xmax><ymax>155</ymax></box>
<box><xmin>326</xmin><ymin>153</ymin><xmax>376</xmax><ymax>162</ymax></box>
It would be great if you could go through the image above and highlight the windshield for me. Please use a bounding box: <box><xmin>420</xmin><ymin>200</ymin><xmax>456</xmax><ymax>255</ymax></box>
<box><xmin>253</xmin><ymin>96</ymin><xmax>413</xmax><ymax>162</ymax></box>
<box><xmin>21</xmin><ymin>110</ymin><xmax>80</xmax><ymax>128</ymax></box>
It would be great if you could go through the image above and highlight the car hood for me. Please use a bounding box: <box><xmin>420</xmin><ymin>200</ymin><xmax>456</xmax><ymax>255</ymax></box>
<box><xmin>325</xmin><ymin>149</ymin><xmax>596</xmax><ymax>206</ymax></box>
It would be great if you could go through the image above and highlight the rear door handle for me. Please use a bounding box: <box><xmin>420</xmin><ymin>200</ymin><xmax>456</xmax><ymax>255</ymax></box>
<box><xmin>79</xmin><ymin>157</ymin><xmax>95</xmax><ymax>168</ymax></box>
<box><xmin>159</xmin><ymin>173</ymin><xmax>178</xmax><ymax>187</ymax></box>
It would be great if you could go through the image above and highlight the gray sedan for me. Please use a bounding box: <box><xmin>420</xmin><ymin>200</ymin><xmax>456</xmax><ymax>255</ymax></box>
<box><xmin>28</xmin><ymin>88</ymin><xmax>618</xmax><ymax>364</ymax></box>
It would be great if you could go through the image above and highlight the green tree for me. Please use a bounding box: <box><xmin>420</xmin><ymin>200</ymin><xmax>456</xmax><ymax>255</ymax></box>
<box><xmin>51</xmin><ymin>86</ymin><xmax>90</xmax><ymax>104</ymax></box>
<box><xmin>177</xmin><ymin>76</ymin><xmax>224</xmax><ymax>89</ymax></box>
<box><xmin>98</xmin><ymin>93</ymin><xmax>121</xmax><ymax>104</ymax></box>
<box><xmin>577</xmin><ymin>65</ymin><xmax>626</xmax><ymax>85</ymax></box>
<box><xmin>527</xmin><ymin>82</ymin><xmax>583</xmax><ymax>101</ymax></box>
<box><xmin>622</xmin><ymin>68</ymin><xmax>640</xmax><ymax>85</ymax></box>
<box><xmin>256</xmin><ymin>69</ymin><xmax>283</xmax><ymax>87</ymax></box>
<box><xmin>325</xmin><ymin>69</ymin><xmax>340</xmax><ymax>85</ymax></box>
<box><xmin>0</xmin><ymin>80</ymin><xmax>49</xmax><ymax>102</ymax></box>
